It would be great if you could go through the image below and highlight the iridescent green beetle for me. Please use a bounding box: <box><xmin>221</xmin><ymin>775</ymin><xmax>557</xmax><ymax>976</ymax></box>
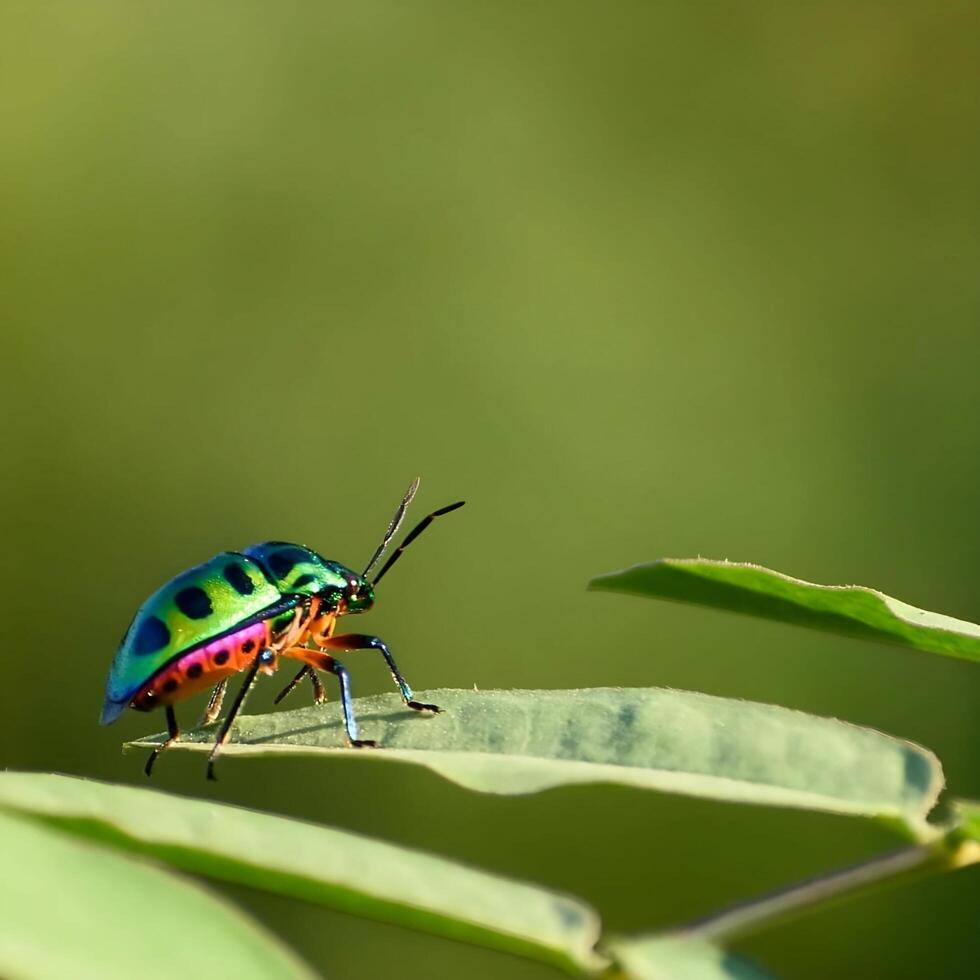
<box><xmin>101</xmin><ymin>479</ymin><xmax>463</xmax><ymax>779</ymax></box>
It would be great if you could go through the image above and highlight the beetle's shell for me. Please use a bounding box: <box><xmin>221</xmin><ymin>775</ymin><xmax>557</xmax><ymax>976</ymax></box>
<box><xmin>129</xmin><ymin>619</ymin><xmax>274</xmax><ymax>712</ymax></box>
<box><xmin>100</xmin><ymin>551</ymin><xmax>288</xmax><ymax>724</ymax></box>
<box><xmin>101</xmin><ymin>543</ymin><xmax>356</xmax><ymax>725</ymax></box>
<box><xmin>242</xmin><ymin>541</ymin><xmax>352</xmax><ymax>599</ymax></box>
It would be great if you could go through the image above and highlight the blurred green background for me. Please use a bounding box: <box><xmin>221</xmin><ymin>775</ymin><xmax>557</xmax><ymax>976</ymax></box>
<box><xmin>2</xmin><ymin>2</ymin><xmax>978</xmax><ymax>977</ymax></box>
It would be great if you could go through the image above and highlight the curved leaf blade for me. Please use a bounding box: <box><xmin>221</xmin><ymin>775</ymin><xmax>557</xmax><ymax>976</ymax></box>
<box><xmin>589</xmin><ymin>559</ymin><xmax>980</xmax><ymax>663</ymax></box>
<box><xmin>608</xmin><ymin>936</ymin><xmax>774</xmax><ymax>980</ymax></box>
<box><xmin>0</xmin><ymin>808</ymin><xmax>315</xmax><ymax>980</ymax></box>
<box><xmin>128</xmin><ymin>688</ymin><xmax>942</xmax><ymax>831</ymax></box>
<box><xmin>0</xmin><ymin>772</ymin><xmax>603</xmax><ymax>976</ymax></box>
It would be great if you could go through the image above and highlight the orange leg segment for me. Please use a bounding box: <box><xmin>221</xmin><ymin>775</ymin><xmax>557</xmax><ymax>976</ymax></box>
<box><xmin>280</xmin><ymin>645</ymin><xmax>375</xmax><ymax>747</ymax></box>
<box><xmin>312</xmin><ymin>634</ymin><xmax>440</xmax><ymax>714</ymax></box>
<box><xmin>273</xmin><ymin>613</ymin><xmax>336</xmax><ymax>706</ymax></box>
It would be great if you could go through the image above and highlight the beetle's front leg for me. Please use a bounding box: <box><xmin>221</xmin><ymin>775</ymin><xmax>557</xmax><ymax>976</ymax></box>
<box><xmin>314</xmin><ymin>633</ymin><xmax>440</xmax><ymax>714</ymax></box>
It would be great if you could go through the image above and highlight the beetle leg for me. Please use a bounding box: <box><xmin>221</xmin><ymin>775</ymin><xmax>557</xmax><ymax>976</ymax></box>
<box><xmin>309</xmin><ymin>669</ymin><xmax>327</xmax><ymax>703</ymax></box>
<box><xmin>144</xmin><ymin>705</ymin><xmax>180</xmax><ymax>777</ymax></box>
<box><xmin>200</xmin><ymin>679</ymin><xmax>229</xmax><ymax>726</ymax></box>
<box><xmin>207</xmin><ymin>650</ymin><xmax>271</xmax><ymax>781</ymax></box>
<box><xmin>279</xmin><ymin>609</ymin><xmax>303</xmax><ymax>646</ymax></box>
<box><xmin>273</xmin><ymin>611</ymin><xmax>335</xmax><ymax>705</ymax></box>
<box><xmin>308</xmin><ymin>611</ymin><xmax>337</xmax><ymax>645</ymax></box>
<box><xmin>314</xmin><ymin>633</ymin><xmax>441</xmax><ymax>713</ymax></box>
<box><xmin>273</xmin><ymin>665</ymin><xmax>326</xmax><ymax>706</ymax></box>
<box><xmin>281</xmin><ymin>647</ymin><xmax>376</xmax><ymax>748</ymax></box>
<box><xmin>276</xmin><ymin>597</ymin><xmax>324</xmax><ymax>650</ymax></box>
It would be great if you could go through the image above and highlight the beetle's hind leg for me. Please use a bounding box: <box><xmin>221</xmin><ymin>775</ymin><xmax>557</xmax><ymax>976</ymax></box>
<box><xmin>273</xmin><ymin>665</ymin><xmax>327</xmax><ymax>706</ymax></box>
<box><xmin>200</xmin><ymin>679</ymin><xmax>229</xmax><ymax>726</ymax></box>
<box><xmin>144</xmin><ymin>705</ymin><xmax>180</xmax><ymax>778</ymax></box>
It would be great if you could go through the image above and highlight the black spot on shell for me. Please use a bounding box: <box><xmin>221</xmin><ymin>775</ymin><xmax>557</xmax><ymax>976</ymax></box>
<box><xmin>268</xmin><ymin>547</ymin><xmax>310</xmax><ymax>580</ymax></box>
<box><xmin>175</xmin><ymin>586</ymin><xmax>213</xmax><ymax>620</ymax></box>
<box><xmin>187</xmin><ymin>662</ymin><xmax>203</xmax><ymax>679</ymax></box>
<box><xmin>240</xmin><ymin>641</ymin><xmax>254</xmax><ymax>654</ymax></box>
<box><xmin>214</xmin><ymin>649</ymin><xmax>230</xmax><ymax>665</ymax></box>
<box><xmin>162</xmin><ymin>678</ymin><xmax>179</xmax><ymax>693</ymax></box>
<box><xmin>223</xmin><ymin>563</ymin><xmax>255</xmax><ymax>596</ymax></box>
<box><xmin>291</xmin><ymin>573</ymin><xmax>317</xmax><ymax>590</ymax></box>
<box><xmin>133</xmin><ymin>616</ymin><xmax>171</xmax><ymax>655</ymax></box>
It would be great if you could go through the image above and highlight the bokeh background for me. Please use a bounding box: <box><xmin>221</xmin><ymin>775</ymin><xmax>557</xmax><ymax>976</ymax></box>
<box><xmin>2</xmin><ymin>2</ymin><xmax>978</xmax><ymax>977</ymax></box>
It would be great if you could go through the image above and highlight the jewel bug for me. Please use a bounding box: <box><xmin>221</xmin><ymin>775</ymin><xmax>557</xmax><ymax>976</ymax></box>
<box><xmin>101</xmin><ymin>479</ymin><xmax>463</xmax><ymax>780</ymax></box>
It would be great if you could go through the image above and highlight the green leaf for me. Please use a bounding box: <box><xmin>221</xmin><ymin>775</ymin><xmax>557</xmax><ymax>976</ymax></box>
<box><xmin>589</xmin><ymin>559</ymin><xmax>980</xmax><ymax>663</ymax></box>
<box><xmin>607</xmin><ymin>936</ymin><xmax>774</xmax><ymax>980</ymax></box>
<box><xmin>0</xmin><ymin>808</ymin><xmax>315</xmax><ymax>980</ymax></box>
<box><xmin>949</xmin><ymin>800</ymin><xmax>980</xmax><ymax>867</ymax></box>
<box><xmin>0</xmin><ymin>772</ymin><xmax>604</xmax><ymax>976</ymax></box>
<box><xmin>954</xmin><ymin>799</ymin><xmax>980</xmax><ymax>840</ymax></box>
<box><xmin>128</xmin><ymin>688</ymin><xmax>942</xmax><ymax>832</ymax></box>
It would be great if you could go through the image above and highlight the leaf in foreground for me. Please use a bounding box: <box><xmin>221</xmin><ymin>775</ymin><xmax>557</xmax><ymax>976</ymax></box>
<box><xmin>607</xmin><ymin>935</ymin><xmax>774</xmax><ymax>980</ymax></box>
<box><xmin>589</xmin><ymin>559</ymin><xmax>980</xmax><ymax>663</ymax></box>
<box><xmin>129</xmin><ymin>688</ymin><xmax>942</xmax><ymax>832</ymax></box>
<box><xmin>0</xmin><ymin>808</ymin><xmax>314</xmax><ymax>980</ymax></box>
<box><xmin>0</xmin><ymin>772</ymin><xmax>603</xmax><ymax>976</ymax></box>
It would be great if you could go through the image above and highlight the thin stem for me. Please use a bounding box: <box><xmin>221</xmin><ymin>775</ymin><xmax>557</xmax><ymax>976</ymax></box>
<box><xmin>683</xmin><ymin>837</ymin><xmax>966</xmax><ymax>945</ymax></box>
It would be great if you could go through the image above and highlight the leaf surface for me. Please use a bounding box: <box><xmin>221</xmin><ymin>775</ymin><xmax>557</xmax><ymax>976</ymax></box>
<box><xmin>0</xmin><ymin>772</ymin><xmax>603</xmax><ymax>975</ymax></box>
<box><xmin>0</xmin><ymin>808</ymin><xmax>315</xmax><ymax>980</ymax></box>
<box><xmin>589</xmin><ymin>559</ymin><xmax>980</xmax><ymax>662</ymax></box>
<box><xmin>128</xmin><ymin>688</ymin><xmax>942</xmax><ymax>831</ymax></box>
<box><xmin>608</xmin><ymin>936</ymin><xmax>774</xmax><ymax>980</ymax></box>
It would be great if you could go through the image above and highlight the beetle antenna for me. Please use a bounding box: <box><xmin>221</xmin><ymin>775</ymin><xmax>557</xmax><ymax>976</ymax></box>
<box><xmin>371</xmin><ymin>499</ymin><xmax>465</xmax><ymax>586</ymax></box>
<box><xmin>362</xmin><ymin>477</ymin><xmax>422</xmax><ymax>579</ymax></box>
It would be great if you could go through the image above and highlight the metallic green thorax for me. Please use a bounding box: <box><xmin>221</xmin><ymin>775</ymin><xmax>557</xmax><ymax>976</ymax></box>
<box><xmin>241</xmin><ymin>542</ymin><xmax>351</xmax><ymax>599</ymax></box>
<box><xmin>243</xmin><ymin>541</ymin><xmax>375</xmax><ymax>613</ymax></box>
<box><xmin>100</xmin><ymin>542</ymin><xmax>363</xmax><ymax>725</ymax></box>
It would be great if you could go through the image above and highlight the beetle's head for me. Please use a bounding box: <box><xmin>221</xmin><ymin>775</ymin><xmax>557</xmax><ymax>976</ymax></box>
<box><xmin>344</xmin><ymin>574</ymin><xmax>375</xmax><ymax>614</ymax></box>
